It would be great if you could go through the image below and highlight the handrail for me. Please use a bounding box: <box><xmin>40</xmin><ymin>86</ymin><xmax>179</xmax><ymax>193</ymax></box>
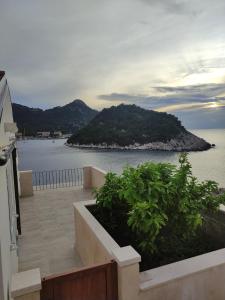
<box><xmin>33</xmin><ymin>168</ymin><xmax>83</xmax><ymax>190</ymax></box>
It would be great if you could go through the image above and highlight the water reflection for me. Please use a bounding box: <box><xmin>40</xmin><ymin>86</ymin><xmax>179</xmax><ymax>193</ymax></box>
<box><xmin>17</xmin><ymin>129</ymin><xmax>225</xmax><ymax>187</ymax></box>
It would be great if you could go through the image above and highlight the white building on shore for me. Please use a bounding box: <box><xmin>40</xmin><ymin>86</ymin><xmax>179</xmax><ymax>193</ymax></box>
<box><xmin>37</xmin><ymin>131</ymin><xmax>51</xmax><ymax>138</ymax></box>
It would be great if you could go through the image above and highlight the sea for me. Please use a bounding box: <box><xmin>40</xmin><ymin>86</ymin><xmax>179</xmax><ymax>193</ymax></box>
<box><xmin>17</xmin><ymin>129</ymin><xmax>225</xmax><ymax>187</ymax></box>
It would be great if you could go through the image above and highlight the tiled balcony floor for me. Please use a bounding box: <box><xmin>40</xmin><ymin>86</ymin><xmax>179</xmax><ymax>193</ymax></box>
<box><xmin>18</xmin><ymin>186</ymin><xmax>93</xmax><ymax>277</ymax></box>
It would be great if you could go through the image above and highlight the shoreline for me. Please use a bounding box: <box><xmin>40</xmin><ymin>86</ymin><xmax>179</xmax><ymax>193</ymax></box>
<box><xmin>66</xmin><ymin>132</ymin><xmax>212</xmax><ymax>152</ymax></box>
<box><xmin>16</xmin><ymin>137</ymin><xmax>67</xmax><ymax>141</ymax></box>
<box><xmin>65</xmin><ymin>143</ymin><xmax>212</xmax><ymax>153</ymax></box>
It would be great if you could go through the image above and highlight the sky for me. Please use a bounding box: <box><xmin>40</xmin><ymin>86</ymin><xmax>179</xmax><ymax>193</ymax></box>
<box><xmin>1</xmin><ymin>0</ymin><xmax>225</xmax><ymax>128</ymax></box>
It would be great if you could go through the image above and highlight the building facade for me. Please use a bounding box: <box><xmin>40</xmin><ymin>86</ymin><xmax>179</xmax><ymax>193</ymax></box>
<box><xmin>0</xmin><ymin>71</ymin><xmax>20</xmax><ymax>300</ymax></box>
<box><xmin>37</xmin><ymin>131</ymin><xmax>50</xmax><ymax>138</ymax></box>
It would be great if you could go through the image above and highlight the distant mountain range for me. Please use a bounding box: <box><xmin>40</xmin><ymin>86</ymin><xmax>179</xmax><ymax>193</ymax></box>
<box><xmin>67</xmin><ymin>104</ymin><xmax>211</xmax><ymax>151</ymax></box>
<box><xmin>13</xmin><ymin>100</ymin><xmax>98</xmax><ymax>135</ymax></box>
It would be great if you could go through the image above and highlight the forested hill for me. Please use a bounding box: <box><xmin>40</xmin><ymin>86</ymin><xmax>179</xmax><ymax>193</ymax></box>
<box><xmin>67</xmin><ymin>104</ymin><xmax>211</xmax><ymax>151</ymax></box>
<box><xmin>13</xmin><ymin>99</ymin><xmax>98</xmax><ymax>135</ymax></box>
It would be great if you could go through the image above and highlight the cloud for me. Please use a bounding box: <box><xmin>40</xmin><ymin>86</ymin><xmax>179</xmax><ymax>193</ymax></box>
<box><xmin>153</xmin><ymin>83</ymin><xmax>225</xmax><ymax>97</ymax></box>
<box><xmin>98</xmin><ymin>93</ymin><xmax>147</xmax><ymax>103</ymax></box>
<box><xmin>140</xmin><ymin>0</ymin><xmax>196</xmax><ymax>15</ymax></box>
<box><xmin>98</xmin><ymin>83</ymin><xmax>225</xmax><ymax>112</ymax></box>
<box><xmin>216</xmin><ymin>96</ymin><xmax>225</xmax><ymax>101</ymax></box>
<box><xmin>0</xmin><ymin>0</ymin><xmax>225</xmax><ymax>128</ymax></box>
<box><xmin>174</xmin><ymin>106</ymin><xmax>225</xmax><ymax>129</ymax></box>
<box><xmin>98</xmin><ymin>87</ymin><xmax>225</xmax><ymax>129</ymax></box>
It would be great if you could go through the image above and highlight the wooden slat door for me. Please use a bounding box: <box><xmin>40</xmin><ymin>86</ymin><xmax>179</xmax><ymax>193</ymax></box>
<box><xmin>41</xmin><ymin>261</ymin><xmax>118</xmax><ymax>300</ymax></box>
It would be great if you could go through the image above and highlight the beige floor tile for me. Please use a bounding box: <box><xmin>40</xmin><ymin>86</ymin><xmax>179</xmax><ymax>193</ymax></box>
<box><xmin>18</xmin><ymin>187</ymin><xmax>93</xmax><ymax>277</ymax></box>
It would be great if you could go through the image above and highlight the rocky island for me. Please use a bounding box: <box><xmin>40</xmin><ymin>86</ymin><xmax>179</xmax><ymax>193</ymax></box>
<box><xmin>67</xmin><ymin>104</ymin><xmax>211</xmax><ymax>151</ymax></box>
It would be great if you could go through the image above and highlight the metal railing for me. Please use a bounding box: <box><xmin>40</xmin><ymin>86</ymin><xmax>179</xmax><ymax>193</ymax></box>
<box><xmin>33</xmin><ymin>168</ymin><xmax>83</xmax><ymax>190</ymax></box>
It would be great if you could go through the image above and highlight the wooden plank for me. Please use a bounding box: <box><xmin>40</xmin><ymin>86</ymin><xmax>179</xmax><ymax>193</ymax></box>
<box><xmin>54</xmin><ymin>268</ymin><xmax>107</xmax><ymax>300</ymax></box>
<box><xmin>43</xmin><ymin>261</ymin><xmax>113</xmax><ymax>281</ymax></box>
<box><xmin>106</xmin><ymin>261</ymin><xmax>118</xmax><ymax>300</ymax></box>
<box><xmin>41</xmin><ymin>261</ymin><xmax>118</xmax><ymax>300</ymax></box>
<box><xmin>41</xmin><ymin>277</ymin><xmax>54</xmax><ymax>300</ymax></box>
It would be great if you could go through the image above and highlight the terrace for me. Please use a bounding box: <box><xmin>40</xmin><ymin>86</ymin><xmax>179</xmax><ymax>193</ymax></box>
<box><xmin>18</xmin><ymin>186</ymin><xmax>93</xmax><ymax>276</ymax></box>
<box><xmin>15</xmin><ymin>165</ymin><xmax>225</xmax><ymax>300</ymax></box>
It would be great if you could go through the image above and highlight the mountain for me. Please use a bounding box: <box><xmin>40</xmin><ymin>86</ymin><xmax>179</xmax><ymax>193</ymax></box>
<box><xmin>13</xmin><ymin>99</ymin><xmax>98</xmax><ymax>135</ymax></box>
<box><xmin>67</xmin><ymin>104</ymin><xmax>211</xmax><ymax>151</ymax></box>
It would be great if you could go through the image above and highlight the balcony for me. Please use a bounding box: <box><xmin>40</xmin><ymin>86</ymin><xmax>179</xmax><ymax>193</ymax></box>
<box><xmin>15</xmin><ymin>166</ymin><xmax>225</xmax><ymax>300</ymax></box>
<box><xmin>18</xmin><ymin>185</ymin><xmax>93</xmax><ymax>276</ymax></box>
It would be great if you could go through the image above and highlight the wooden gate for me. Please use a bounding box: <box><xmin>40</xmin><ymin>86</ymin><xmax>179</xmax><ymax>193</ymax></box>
<box><xmin>41</xmin><ymin>261</ymin><xmax>118</xmax><ymax>300</ymax></box>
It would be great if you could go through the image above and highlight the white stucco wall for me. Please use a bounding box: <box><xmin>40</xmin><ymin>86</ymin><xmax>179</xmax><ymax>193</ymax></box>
<box><xmin>0</xmin><ymin>165</ymin><xmax>15</xmax><ymax>300</ymax></box>
<box><xmin>0</xmin><ymin>74</ymin><xmax>18</xmax><ymax>300</ymax></box>
<box><xmin>0</xmin><ymin>77</ymin><xmax>14</xmax><ymax>148</ymax></box>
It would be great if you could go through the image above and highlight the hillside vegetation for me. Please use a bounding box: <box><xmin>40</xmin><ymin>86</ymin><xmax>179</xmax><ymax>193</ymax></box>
<box><xmin>13</xmin><ymin>99</ymin><xmax>98</xmax><ymax>135</ymax></box>
<box><xmin>68</xmin><ymin>104</ymin><xmax>184</xmax><ymax>145</ymax></box>
<box><xmin>67</xmin><ymin>104</ymin><xmax>211</xmax><ymax>151</ymax></box>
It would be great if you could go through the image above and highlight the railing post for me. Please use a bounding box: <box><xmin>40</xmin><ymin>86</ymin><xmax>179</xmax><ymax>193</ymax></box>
<box><xmin>11</xmin><ymin>269</ymin><xmax>41</xmax><ymax>300</ymax></box>
<box><xmin>83</xmin><ymin>166</ymin><xmax>106</xmax><ymax>190</ymax></box>
<box><xmin>83</xmin><ymin>166</ymin><xmax>92</xmax><ymax>189</ymax></box>
<box><xmin>19</xmin><ymin>170</ymin><xmax>34</xmax><ymax>197</ymax></box>
<box><xmin>112</xmin><ymin>247</ymin><xmax>141</xmax><ymax>300</ymax></box>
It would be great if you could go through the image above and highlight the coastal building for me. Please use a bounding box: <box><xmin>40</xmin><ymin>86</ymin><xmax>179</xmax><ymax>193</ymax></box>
<box><xmin>53</xmin><ymin>131</ymin><xmax>62</xmax><ymax>138</ymax></box>
<box><xmin>0</xmin><ymin>71</ymin><xmax>20</xmax><ymax>300</ymax></box>
<box><xmin>37</xmin><ymin>131</ymin><xmax>50</xmax><ymax>138</ymax></box>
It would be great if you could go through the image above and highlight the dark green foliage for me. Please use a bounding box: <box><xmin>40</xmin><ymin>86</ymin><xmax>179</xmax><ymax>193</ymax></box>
<box><xmin>13</xmin><ymin>100</ymin><xmax>98</xmax><ymax>135</ymax></box>
<box><xmin>93</xmin><ymin>154</ymin><xmax>225</xmax><ymax>258</ymax></box>
<box><xmin>67</xmin><ymin>104</ymin><xmax>186</xmax><ymax>146</ymax></box>
<box><xmin>94</xmin><ymin>173</ymin><xmax>129</xmax><ymax>232</ymax></box>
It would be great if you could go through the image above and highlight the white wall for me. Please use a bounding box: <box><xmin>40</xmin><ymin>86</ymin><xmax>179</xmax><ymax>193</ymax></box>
<box><xmin>0</xmin><ymin>78</ymin><xmax>14</xmax><ymax>148</ymax></box>
<box><xmin>0</xmin><ymin>74</ymin><xmax>18</xmax><ymax>300</ymax></box>
<box><xmin>0</xmin><ymin>165</ymin><xmax>13</xmax><ymax>300</ymax></box>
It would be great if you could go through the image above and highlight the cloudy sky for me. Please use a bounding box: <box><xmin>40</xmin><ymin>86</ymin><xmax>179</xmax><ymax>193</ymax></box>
<box><xmin>1</xmin><ymin>0</ymin><xmax>225</xmax><ymax>128</ymax></box>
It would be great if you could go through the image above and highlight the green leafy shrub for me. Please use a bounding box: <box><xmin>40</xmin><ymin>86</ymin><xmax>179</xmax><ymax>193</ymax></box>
<box><xmin>94</xmin><ymin>172</ymin><xmax>129</xmax><ymax>232</ymax></box>
<box><xmin>94</xmin><ymin>153</ymin><xmax>225</xmax><ymax>255</ymax></box>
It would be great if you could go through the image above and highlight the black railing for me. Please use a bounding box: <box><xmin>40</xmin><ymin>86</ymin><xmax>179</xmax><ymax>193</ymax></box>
<box><xmin>33</xmin><ymin>168</ymin><xmax>83</xmax><ymax>190</ymax></box>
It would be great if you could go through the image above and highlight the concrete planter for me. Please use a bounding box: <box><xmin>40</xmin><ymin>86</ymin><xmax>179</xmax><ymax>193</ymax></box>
<box><xmin>74</xmin><ymin>200</ymin><xmax>225</xmax><ymax>300</ymax></box>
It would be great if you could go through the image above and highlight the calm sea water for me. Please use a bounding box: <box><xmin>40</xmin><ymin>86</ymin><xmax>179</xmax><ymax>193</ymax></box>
<box><xmin>17</xmin><ymin>129</ymin><xmax>225</xmax><ymax>187</ymax></box>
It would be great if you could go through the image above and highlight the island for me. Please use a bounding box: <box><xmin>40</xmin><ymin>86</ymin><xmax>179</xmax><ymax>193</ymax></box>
<box><xmin>67</xmin><ymin>104</ymin><xmax>211</xmax><ymax>151</ymax></box>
